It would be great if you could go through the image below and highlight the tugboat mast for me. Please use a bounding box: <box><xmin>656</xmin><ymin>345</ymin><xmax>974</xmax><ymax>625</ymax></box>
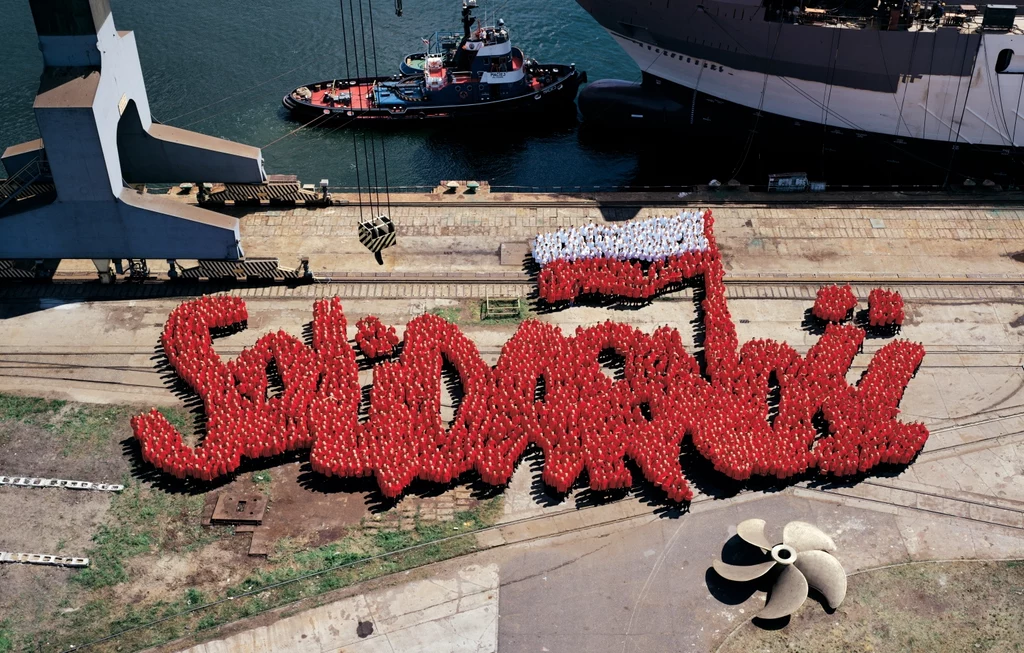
<box><xmin>455</xmin><ymin>0</ymin><xmax>479</xmax><ymax>71</ymax></box>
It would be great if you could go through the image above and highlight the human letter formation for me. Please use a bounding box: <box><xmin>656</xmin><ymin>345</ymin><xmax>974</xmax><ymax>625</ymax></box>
<box><xmin>133</xmin><ymin>210</ymin><xmax>926</xmax><ymax>502</ymax></box>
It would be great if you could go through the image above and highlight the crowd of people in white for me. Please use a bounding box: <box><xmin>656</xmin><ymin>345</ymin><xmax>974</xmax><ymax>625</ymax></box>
<box><xmin>530</xmin><ymin>211</ymin><xmax>709</xmax><ymax>266</ymax></box>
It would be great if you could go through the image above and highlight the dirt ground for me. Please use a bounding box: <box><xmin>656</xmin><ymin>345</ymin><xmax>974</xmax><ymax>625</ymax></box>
<box><xmin>718</xmin><ymin>561</ymin><xmax>1024</xmax><ymax>653</ymax></box>
<box><xmin>0</xmin><ymin>393</ymin><xmax>485</xmax><ymax>651</ymax></box>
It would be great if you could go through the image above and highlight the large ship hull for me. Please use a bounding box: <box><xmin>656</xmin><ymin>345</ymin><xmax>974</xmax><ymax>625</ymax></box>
<box><xmin>575</xmin><ymin>0</ymin><xmax>1024</xmax><ymax>150</ymax></box>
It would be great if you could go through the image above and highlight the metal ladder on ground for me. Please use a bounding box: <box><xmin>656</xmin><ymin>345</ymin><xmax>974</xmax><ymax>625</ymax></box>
<box><xmin>482</xmin><ymin>292</ymin><xmax>522</xmax><ymax>320</ymax></box>
<box><xmin>0</xmin><ymin>157</ymin><xmax>51</xmax><ymax>211</ymax></box>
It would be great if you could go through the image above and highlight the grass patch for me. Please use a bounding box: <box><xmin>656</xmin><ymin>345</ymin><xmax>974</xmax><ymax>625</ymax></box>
<box><xmin>159</xmin><ymin>405</ymin><xmax>194</xmax><ymax>437</ymax></box>
<box><xmin>43</xmin><ymin>497</ymin><xmax>503</xmax><ymax>653</ymax></box>
<box><xmin>0</xmin><ymin>393</ymin><xmax>65</xmax><ymax>423</ymax></box>
<box><xmin>49</xmin><ymin>404</ymin><xmax>132</xmax><ymax>456</ymax></box>
<box><xmin>252</xmin><ymin>470</ymin><xmax>272</xmax><ymax>491</ymax></box>
<box><xmin>429</xmin><ymin>301</ymin><xmax>533</xmax><ymax>326</ymax></box>
<box><xmin>0</xmin><ymin>620</ymin><xmax>13</xmax><ymax>653</ymax></box>
<box><xmin>428</xmin><ymin>306</ymin><xmax>463</xmax><ymax>324</ymax></box>
<box><xmin>0</xmin><ymin>392</ymin><xmax>131</xmax><ymax>455</ymax></box>
<box><xmin>73</xmin><ymin>481</ymin><xmax>226</xmax><ymax>589</ymax></box>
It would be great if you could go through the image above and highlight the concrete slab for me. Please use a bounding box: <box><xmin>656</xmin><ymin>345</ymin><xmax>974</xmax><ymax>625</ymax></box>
<box><xmin>178</xmin><ymin>564</ymin><xmax>498</xmax><ymax>653</ymax></box>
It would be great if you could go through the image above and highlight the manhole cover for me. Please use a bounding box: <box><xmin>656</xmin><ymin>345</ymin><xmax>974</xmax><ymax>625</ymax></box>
<box><xmin>356</xmin><ymin>620</ymin><xmax>374</xmax><ymax>638</ymax></box>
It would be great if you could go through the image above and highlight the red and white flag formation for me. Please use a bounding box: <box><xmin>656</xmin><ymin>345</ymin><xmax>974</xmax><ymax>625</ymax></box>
<box><xmin>133</xmin><ymin>210</ymin><xmax>928</xmax><ymax>503</ymax></box>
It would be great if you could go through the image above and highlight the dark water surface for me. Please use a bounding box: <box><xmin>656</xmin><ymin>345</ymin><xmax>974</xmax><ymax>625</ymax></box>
<box><xmin>0</xmin><ymin>0</ymin><xmax>646</xmax><ymax>189</ymax></box>
<box><xmin>1</xmin><ymin>0</ymin><xmax>1020</xmax><ymax>188</ymax></box>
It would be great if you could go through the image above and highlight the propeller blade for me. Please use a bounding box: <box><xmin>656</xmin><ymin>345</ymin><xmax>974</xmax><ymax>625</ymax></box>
<box><xmin>794</xmin><ymin>550</ymin><xmax>847</xmax><ymax>609</ymax></box>
<box><xmin>757</xmin><ymin>565</ymin><xmax>808</xmax><ymax>620</ymax></box>
<box><xmin>737</xmin><ymin>518</ymin><xmax>773</xmax><ymax>552</ymax></box>
<box><xmin>783</xmin><ymin>521</ymin><xmax>836</xmax><ymax>553</ymax></box>
<box><xmin>712</xmin><ymin>559</ymin><xmax>777</xmax><ymax>582</ymax></box>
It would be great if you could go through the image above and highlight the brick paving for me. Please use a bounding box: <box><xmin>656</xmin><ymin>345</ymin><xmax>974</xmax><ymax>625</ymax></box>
<box><xmin>235</xmin><ymin>204</ymin><xmax>1024</xmax><ymax>241</ymax></box>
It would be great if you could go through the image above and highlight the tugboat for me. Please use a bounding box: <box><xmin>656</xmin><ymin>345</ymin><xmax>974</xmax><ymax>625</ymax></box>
<box><xmin>283</xmin><ymin>0</ymin><xmax>586</xmax><ymax>121</ymax></box>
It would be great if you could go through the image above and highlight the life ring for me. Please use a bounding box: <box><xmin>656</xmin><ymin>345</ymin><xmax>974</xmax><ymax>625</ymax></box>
<box><xmin>534</xmin><ymin>93</ymin><xmax>542</xmax><ymax>100</ymax></box>
<box><xmin>460</xmin><ymin>91</ymin><xmax>468</xmax><ymax>99</ymax></box>
<box><xmin>455</xmin><ymin>85</ymin><xmax>462</xmax><ymax>91</ymax></box>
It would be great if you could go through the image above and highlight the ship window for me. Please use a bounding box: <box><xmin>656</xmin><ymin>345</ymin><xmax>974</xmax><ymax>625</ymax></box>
<box><xmin>655</xmin><ymin>48</ymin><xmax>660</xmax><ymax>53</ymax></box>
<box><xmin>995</xmin><ymin>49</ymin><xmax>1011</xmax><ymax>72</ymax></box>
<box><xmin>686</xmin><ymin>57</ymin><xmax>691</xmax><ymax>63</ymax></box>
<box><xmin>671</xmin><ymin>53</ymin><xmax>676</xmax><ymax>58</ymax></box>
<box><xmin>648</xmin><ymin>45</ymin><xmax>652</xmax><ymax>50</ymax></box>
<box><xmin>995</xmin><ymin>49</ymin><xmax>1014</xmax><ymax>73</ymax></box>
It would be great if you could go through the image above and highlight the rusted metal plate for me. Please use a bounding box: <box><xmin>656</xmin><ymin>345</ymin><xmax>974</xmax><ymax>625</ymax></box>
<box><xmin>211</xmin><ymin>494</ymin><xmax>267</xmax><ymax>525</ymax></box>
<box><xmin>248</xmin><ymin>527</ymin><xmax>274</xmax><ymax>556</ymax></box>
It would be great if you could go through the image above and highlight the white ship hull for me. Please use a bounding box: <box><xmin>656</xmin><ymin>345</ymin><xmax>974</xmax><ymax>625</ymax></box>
<box><xmin>608</xmin><ymin>30</ymin><xmax>1024</xmax><ymax>148</ymax></box>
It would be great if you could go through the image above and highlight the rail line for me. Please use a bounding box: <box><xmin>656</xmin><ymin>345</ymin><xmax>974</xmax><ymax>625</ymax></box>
<box><xmin>2</xmin><ymin>275</ymin><xmax>1023</xmax><ymax>305</ymax></box>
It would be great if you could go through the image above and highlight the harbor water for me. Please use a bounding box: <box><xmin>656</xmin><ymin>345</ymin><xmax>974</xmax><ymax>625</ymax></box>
<box><xmin>0</xmin><ymin>0</ymin><xmax>1020</xmax><ymax>189</ymax></box>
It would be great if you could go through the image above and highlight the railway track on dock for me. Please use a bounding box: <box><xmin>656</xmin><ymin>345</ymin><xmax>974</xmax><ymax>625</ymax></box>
<box><xmin>2</xmin><ymin>273</ymin><xmax>1023</xmax><ymax>303</ymax></box>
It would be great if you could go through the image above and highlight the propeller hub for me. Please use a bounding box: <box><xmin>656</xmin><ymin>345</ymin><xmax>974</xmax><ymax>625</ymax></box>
<box><xmin>771</xmin><ymin>544</ymin><xmax>798</xmax><ymax>566</ymax></box>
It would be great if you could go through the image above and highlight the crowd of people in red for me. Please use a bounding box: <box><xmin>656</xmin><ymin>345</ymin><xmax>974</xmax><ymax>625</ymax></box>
<box><xmin>868</xmin><ymin>289</ymin><xmax>906</xmax><ymax>327</ymax></box>
<box><xmin>812</xmin><ymin>285</ymin><xmax>858</xmax><ymax>322</ymax></box>
<box><xmin>355</xmin><ymin>315</ymin><xmax>401</xmax><ymax>358</ymax></box>
<box><xmin>131</xmin><ymin>211</ymin><xmax>928</xmax><ymax>503</ymax></box>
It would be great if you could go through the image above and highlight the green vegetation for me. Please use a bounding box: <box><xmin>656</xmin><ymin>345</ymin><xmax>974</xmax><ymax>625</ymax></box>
<box><xmin>0</xmin><ymin>392</ymin><xmax>507</xmax><ymax>653</ymax></box>
<box><xmin>30</xmin><ymin>496</ymin><xmax>503</xmax><ymax>653</ymax></box>
<box><xmin>252</xmin><ymin>470</ymin><xmax>272</xmax><ymax>490</ymax></box>
<box><xmin>0</xmin><ymin>391</ymin><xmax>130</xmax><ymax>454</ymax></box>
<box><xmin>429</xmin><ymin>300</ymin><xmax>534</xmax><ymax>326</ymax></box>
<box><xmin>159</xmin><ymin>405</ymin><xmax>194</xmax><ymax>437</ymax></box>
<box><xmin>428</xmin><ymin>305</ymin><xmax>463</xmax><ymax>323</ymax></box>
<box><xmin>0</xmin><ymin>393</ymin><xmax>65</xmax><ymax>423</ymax></box>
<box><xmin>51</xmin><ymin>404</ymin><xmax>132</xmax><ymax>456</ymax></box>
<box><xmin>0</xmin><ymin>620</ymin><xmax>13</xmax><ymax>653</ymax></box>
<box><xmin>73</xmin><ymin>481</ymin><xmax>223</xmax><ymax>589</ymax></box>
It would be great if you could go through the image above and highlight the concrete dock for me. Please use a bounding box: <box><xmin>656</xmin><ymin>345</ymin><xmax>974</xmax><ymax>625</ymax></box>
<box><xmin>2</xmin><ymin>191</ymin><xmax>1024</xmax><ymax>653</ymax></box>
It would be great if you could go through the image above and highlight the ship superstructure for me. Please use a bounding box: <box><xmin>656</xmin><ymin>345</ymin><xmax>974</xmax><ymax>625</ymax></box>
<box><xmin>575</xmin><ymin>0</ymin><xmax>1024</xmax><ymax>150</ymax></box>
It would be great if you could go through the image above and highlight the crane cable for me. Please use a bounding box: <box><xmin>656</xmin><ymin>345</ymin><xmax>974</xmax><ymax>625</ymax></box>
<box><xmin>367</xmin><ymin>0</ymin><xmax>393</xmax><ymax>217</ymax></box>
<box><xmin>340</xmin><ymin>0</ymin><xmax>366</xmax><ymax>225</ymax></box>
<box><xmin>348</xmin><ymin>0</ymin><xmax>374</xmax><ymax>218</ymax></box>
<box><xmin>356</xmin><ymin>0</ymin><xmax>384</xmax><ymax>217</ymax></box>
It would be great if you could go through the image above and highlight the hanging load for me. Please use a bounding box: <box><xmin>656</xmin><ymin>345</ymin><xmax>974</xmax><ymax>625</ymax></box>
<box><xmin>359</xmin><ymin>215</ymin><xmax>397</xmax><ymax>254</ymax></box>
